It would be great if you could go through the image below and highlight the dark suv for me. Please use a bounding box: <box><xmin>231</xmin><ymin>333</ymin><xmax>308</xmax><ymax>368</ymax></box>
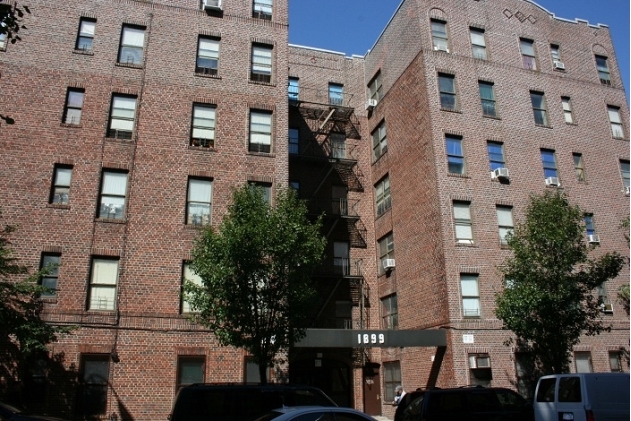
<box><xmin>169</xmin><ymin>384</ymin><xmax>337</xmax><ymax>421</ymax></box>
<box><xmin>395</xmin><ymin>386</ymin><xmax>533</xmax><ymax>421</ymax></box>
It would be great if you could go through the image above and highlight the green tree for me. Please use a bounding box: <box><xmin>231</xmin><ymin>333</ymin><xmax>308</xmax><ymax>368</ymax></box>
<box><xmin>185</xmin><ymin>185</ymin><xmax>326</xmax><ymax>383</ymax></box>
<box><xmin>495</xmin><ymin>191</ymin><xmax>624</xmax><ymax>376</ymax></box>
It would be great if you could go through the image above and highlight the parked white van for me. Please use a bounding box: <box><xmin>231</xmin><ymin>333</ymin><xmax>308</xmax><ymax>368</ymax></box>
<box><xmin>534</xmin><ymin>372</ymin><xmax>630</xmax><ymax>421</ymax></box>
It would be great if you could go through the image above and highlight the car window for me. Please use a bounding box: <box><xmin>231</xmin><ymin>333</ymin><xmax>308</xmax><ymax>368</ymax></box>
<box><xmin>401</xmin><ymin>395</ymin><xmax>424</xmax><ymax>421</ymax></box>
<box><xmin>558</xmin><ymin>377</ymin><xmax>581</xmax><ymax>403</ymax></box>
<box><xmin>495</xmin><ymin>389</ymin><xmax>526</xmax><ymax>409</ymax></box>
<box><xmin>536</xmin><ymin>378</ymin><xmax>556</xmax><ymax>402</ymax></box>
<box><xmin>467</xmin><ymin>390</ymin><xmax>501</xmax><ymax>411</ymax></box>
<box><xmin>426</xmin><ymin>392</ymin><xmax>466</xmax><ymax>415</ymax></box>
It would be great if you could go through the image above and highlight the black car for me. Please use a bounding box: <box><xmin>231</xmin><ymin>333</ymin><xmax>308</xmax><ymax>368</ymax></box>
<box><xmin>396</xmin><ymin>386</ymin><xmax>533</xmax><ymax>421</ymax></box>
<box><xmin>0</xmin><ymin>401</ymin><xmax>67</xmax><ymax>421</ymax></box>
<box><xmin>169</xmin><ymin>383</ymin><xmax>337</xmax><ymax>421</ymax></box>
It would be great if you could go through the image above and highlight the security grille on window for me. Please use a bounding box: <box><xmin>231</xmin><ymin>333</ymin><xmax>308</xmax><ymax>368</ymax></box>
<box><xmin>453</xmin><ymin>201</ymin><xmax>473</xmax><ymax>244</ymax></box>
<box><xmin>249</xmin><ymin>111</ymin><xmax>272</xmax><ymax>153</ymax></box>
<box><xmin>78</xmin><ymin>355</ymin><xmax>110</xmax><ymax>417</ymax></box>
<box><xmin>107</xmin><ymin>95</ymin><xmax>136</xmax><ymax>139</ymax></box>
<box><xmin>478</xmin><ymin>81</ymin><xmax>496</xmax><ymax>117</ymax></box>
<box><xmin>372</xmin><ymin>121</ymin><xmax>387</xmax><ymax>162</ymax></box>
<box><xmin>196</xmin><ymin>37</ymin><xmax>219</xmax><ymax>76</ymax></box>
<box><xmin>562</xmin><ymin>97</ymin><xmax>574</xmax><ymax>124</ymax></box>
<box><xmin>118</xmin><ymin>25</ymin><xmax>145</xmax><ymax>65</ymax></box>
<box><xmin>329</xmin><ymin>83</ymin><xmax>344</xmax><ymax>106</ymax></box>
<box><xmin>445</xmin><ymin>135</ymin><xmax>464</xmax><ymax>174</ymax></box>
<box><xmin>375</xmin><ymin>175</ymin><xmax>391</xmax><ymax>217</ymax></box>
<box><xmin>288</xmin><ymin>77</ymin><xmax>299</xmax><ymax>101</ymax></box>
<box><xmin>75</xmin><ymin>18</ymin><xmax>96</xmax><ymax>52</ymax></box>
<box><xmin>252</xmin><ymin>0</ymin><xmax>272</xmax><ymax>20</ymax></box>
<box><xmin>88</xmin><ymin>258</ymin><xmax>119</xmax><ymax>311</ymax></box>
<box><xmin>381</xmin><ymin>294</ymin><xmax>398</xmax><ymax>330</ymax></box>
<box><xmin>51</xmin><ymin>165</ymin><xmax>72</xmax><ymax>205</ymax></box>
<box><xmin>191</xmin><ymin>104</ymin><xmax>216</xmax><ymax>148</ymax></box>
<box><xmin>40</xmin><ymin>254</ymin><xmax>60</xmax><ymax>297</ymax></box>
<box><xmin>63</xmin><ymin>88</ymin><xmax>84</xmax><ymax>125</ymax></box>
<box><xmin>608</xmin><ymin>106</ymin><xmax>624</xmax><ymax>138</ymax></box>
<box><xmin>378</xmin><ymin>233</ymin><xmax>394</xmax><ymax>275</ymax></box>
<box><xmin>470</xmin><ymin>28</ymin><xmax>486</xmax><ymax>59</ymax></box>
<box><xmin>289</xmin><ymin>128</ymin><xmax>299</xmax><ymax>154</ymax></box>
<box><xmin>496</xmin><ymin>206</ymin><xmax>514</xmax><ymax>245</ymax></box>
<box><xmin>530</xmin><ymin>91</ymin><xmax>548</xmax><ymax>126</ymax></box>
<box><xmin>368</xmin><ymin>72</ymin><xmax>383</xmax><ymax>102</ymax></box>
<box><xmin>181</xmin><ymin>263</ymin><xmax>203</xmax><ymax>313</ymax></box>
<box><xmin>251</xmin><ymin>44</ymin><xmax>272</xmax><ymax>83</ymax></box>
<box><xmin>487</xmin><ymin>142</ymin><xmax>505</xmax><ymax>171</ymax></box>
<box><xmin>438</xmin><ymin>73</ymin><xmax>456</xmax><ymax>111</ymax></box>
<box><xmin>461</xmin><ymin>274</ymin><xmax>480</xmax><ymax>317</ymax></box>
<box><xmin>595</xmin><ymin>55</ymin><xmax>611</xmax><ymax>85</ymax></box>
<box><xmin>187</xmin><ymin>178</ymin><xmax>212</xmax><ymax>226</ymax></box>
<box><xmin>98</xmin><ymin>171</ymin><xmax>128</xmax><ymax>220</ymax></box>
<box><xmin>573</xmin><ymin>153</ymin><xmax>586</xmax><ymax>182</ymax></box>
<box><xmin>431</xmin><ymin>19</ymin><xmax>449</xmax><ymax>51</ymax></box>
<box><xmin>520</xmin><ymin>38</ymin><xmax>536</xmax><ymax>70</ymax></box>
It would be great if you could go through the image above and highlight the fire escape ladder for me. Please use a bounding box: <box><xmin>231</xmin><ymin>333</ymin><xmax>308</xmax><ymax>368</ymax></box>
<box><xmin>346</xmin><ymin>218</ymin><xmax>367</xmax><ymax>249</ymax></box>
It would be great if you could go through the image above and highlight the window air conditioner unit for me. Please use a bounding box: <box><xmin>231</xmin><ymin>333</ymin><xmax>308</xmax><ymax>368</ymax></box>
<box><xmin>382</xmin><ymin>259</ymin><xmax>396</xmax><ymax>270</ymax></box>
<box><xmin>553</xmin><ymin>60</ymin><xmax>565</xmax><ymax>70</ymax></box>
<box><xmin>202</xmin><ymin>0</ymin><xmax>222</xmax><ymax>11</ymax></box>
<box><xmin>626</xmin><ymin>186</ymin><xmax>630</xmax><ymax>196</ymax></box>
<box><xmin>434</xmin><ymin>45</ymin><xmax>449</xmax><ymax>53</ymax></box>
<box><xmin>587</xmin><ymin>234</ymin><xmax>600</xmax><ymax>244</ymax></box>
<box><xmin>545</xmin><ymin>177</ymin><xmax>560</xmax><ymax>187</ymax></box>
<box><xmin>469</xmin><ymin>355</ymin><xmax>491</xmax><ymax>369</ymax></box>
<box><xmin>491</xmin><ymin>167</ymin><xmax>510</xmax><ymax>180</ymax></box>
<box><xmin>365</xmin><ymin>99</ymin><xmax>378</xmax><ymax>111</ymax></box>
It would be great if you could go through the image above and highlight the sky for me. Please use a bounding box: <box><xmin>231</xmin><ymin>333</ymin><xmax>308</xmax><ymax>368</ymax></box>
<box><xmin>288</xmin><ymin>0</ymin><xmax>630</xmax><ymax>101</ymax></box>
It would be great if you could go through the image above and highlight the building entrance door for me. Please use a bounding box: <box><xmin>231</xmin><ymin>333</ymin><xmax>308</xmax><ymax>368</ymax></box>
<box><xmin>289</xmin><ymin>356</ymin><xmax>351</xmax><ymax>408</ymax></box>
<box><xmin>363</xmin><ymin>365</ymin><xmax>382</xmax><ymax>416</ymax></box>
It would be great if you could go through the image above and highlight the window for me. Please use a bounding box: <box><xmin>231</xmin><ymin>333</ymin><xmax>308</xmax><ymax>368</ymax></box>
<box><xmin>438</xmin><ymin>73</ymin><xmax>456</xmax><ymax>111</ymax></box>
<box><xmin>62</xmin><ymin>88</ymin><xmax>84</xmax><ymax>125</ymax></box>
<box><xmin>252</xmin><ymin>0</ymin><xmax>272</xmax><ymax>20</ymax></box>
<box><xmin>375</xmin><ymin>175</ymin><xmax>391</xmax><ymax>217</ymax></box>
<box><xmin>196</xmin><ymin>36</ymin><xmax>219</xmax><ymax>76</ymax></box>
<box><xmin>75</xmin><ymin>18</ymin><xmax>95</xmax><ymax>52</ymax></box>
<box><xmin>289</xmin><ymin>180</ymin><xmax>300</xmax><ymax>197</ymax></box>
<box><xmin>609</xmin><ymin>351</ymin><xmax>623</xmax><ymax>372</ymax></box>
<box><xmin>550</xmin><ymin>44</ymin><xmax>561</xmax><ymax>66</ymax></box>
<box><xmin>40</xmin><ymin>254</ymin><xmax>60</xmax><ymax>297</ymax></box>
<box><xmin>597</xmin><ymin>283</ymin><xmax>611</xmax><ymax>313</ymax></box>
<box><xmin>461</xmin><ymin>274</ymin><xmax>480</xmax><ymax>317</ymax></box>
<box><xmin>368</xmin><ymin>71</ymin><xmax>383</xmax><ymax>102</ymax></box>
<box><xmin>478</xmin><ymin>81</ymin><xmax>496</xmax><ymax>117</ymax></box>
<box><xmin>530</xmin><ymin>91</ymin><xmax>548</xmax><ymax>126</ymax></box>
<box><xmin>383</xmin><ymin>361</ymin><xmax>401</xmax><ymax>402</ymax></box>
<box><xmin>117</xmin><ymin>25</ymin><xmax>145</xmax><ymax>65</ymax></box>
<box><xmin>88</xmin><ymin>258</ymin><xmax>119</xmax><ymax>311</ymax></box>
<box><xmin>335</xmin><ymin>301</ymin><xmax>352</xmax><ymax>329</ymax></box>
<box><xmin>487</xmin><ymin>141</ymin><xmax>505</xmax><ymax>171</ymax></box>
<box><xmin>249</xmin><ymin>110</ymin><xmax>272</xmax><ymax>153</ymax></box>
<box><xmin>431</xmin><ymin>19</ymin><xmax>449</xmax><ymax>52</ymax></box>
<box><xmin>595</xmin><ymin>55</ymin><xmax>611</xmax><ymax>85</ymax></box>
<box><xmin>333</xmin><ymin>241</ymin><xmax>350</xmax><ymax>275</ymax></box>
<box><xmin>107</xmin><ymin>95</ymin><xmax>136</xmax><ymax>139</ymax></box>
<box><xmin>469</xmin><ymin>354</ymin><xmax>492</xmax><ymax>386</ymax></box>
<box><xmin>470</xmin><ymin>27</ymin><xmax>486</xmax><ymax>59</ymax></box>
<box><xmin>608</xmin><ymin>106</ymin><xmax>624</xmax><ymax>138</ymax></box>
<box><xmin>573</xmin><ymin>153</ymin><xmax>586</xmax><ymax>182</ymax></box>
<box><xmin>249</xmin><ymin>182</ymin><xmax>272</xmax><ymax>203</ymax></box>
<box><xmin>288</xmin><ymin>77</ymin><xmax>299</xmax><ymax>101</ymax></box>
<box><xmin>445</xmin><ymin>135</ymin><xmax>464</xmax><ymax>174</ymax></box>
<box><xmin>251</xmin><ymin>44</ymin><xmax>272</xmax><ymax>83</ymax></box>
<box><xmin>98</xmin><ymin>171</ymin><xmax>128</xmax><ymax>219</ymax></box>
<box><xmin>540</xmin><ymin>149</ymin><xmax>558</xmax><ymax>179</ymax></box>
<box><xmin>378</xmin><ymin>232</ymin><xmax>394</xmax><ymax>275</ymax></box>
<box><xmin>584</xmin><ymin>214</ymin><xmax>596</xmax><ymax>237</ymax></box>
<box><xmin>50</xmin><ymin>165</ymin><xmax>72</xmax><ymax>205</ymax></box>
<box><xmin>177</xmin><ymin>356</ymin><xmax>205</xmax><ymax>391</ymax></box>
<box><xmin>190</xmin><ymin>104</ymin><xmax>216</xmax><ymax>148</ymax></box>
<box><xmin>78</xmin><ymin>355</ymin><xmax>109</xmax><ymax>417</ymax></box>
<box><xmin>0</xmin><ymin>32</ymin><xmax>6</xmax><ymax>50</ymax></box>
<box><xmin>371</xmin><ymin>120</ymin><xmax>387</xmax><ymax>162</ymax></box>
<box><xmin>329</xmin><ymin>83</ymin><xmax>344</xmax><ymax>106</ymax></box>
<box><xmin>496</xmin><ymin>206</ymin><xmax>514</xmax><ymax>245</ymax></box>
<box><xmin>453</xmin><ymin>201</ymin><xmax>473</xmax><ymax>244</ymax></box>
<box><xmin>289</xmin><ymin>128</ymin><xmax>299</xmax><ymax>154</ymax></box>
<box><xmin>562</xmin><ymin>97</ymin><xmax>574</xmax><ymax>123</ymax></box>
<box><xmin>520</xmin><ymin>38</ymin><xmax>536</xmax><ymax>70</ymax></box>
<box><xmin>330</xmin><ymin>133</ymin><xmax>346</xmax><ymax>159</ymax></box>
<box><xmin>245</xmin><ymin>356</ymin><xmax>271</xmax><ymax>384</ymax></box>
<box><xmin>381</xmin><ymin>294</ymin><xmax>398</xmax><ymax>330</ymax></box>
<box><xmin>574</xmin><ymin>352</ymin><xmax>593</xmax><ymax>373</ymax></box>
<box><xmin>187</xmin><ymin>178</ymin><xmax>212</xmax><ymax>226</ymax></box>
<box><xmin>620</xmin><ymin>160</ymin><xmax>630</xmax><ymax>189</ymax></box>
<box><xmin>182</xmin><ymin>264</ymin><xmax>203</xmax><ymax>314</ymax></box>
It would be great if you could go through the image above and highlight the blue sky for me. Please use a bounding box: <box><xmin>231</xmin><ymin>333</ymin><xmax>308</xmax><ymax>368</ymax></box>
<box><xmin>288</xmin><ymin>0</ymin><xmax>630</xmax><ymax>101</ymax></box>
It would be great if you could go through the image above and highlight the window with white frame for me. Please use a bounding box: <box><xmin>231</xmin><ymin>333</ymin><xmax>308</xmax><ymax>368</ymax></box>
<box><xmin>550</xmin><ymin>44</ymin><xmax>561</xmax><ymax>67</ymax></box>
<box><xmin>368</xmin><ymin>71</ymin><xmax>383</xmax><ymax>102</ymax></box>
<box><xmin>520</xmin><ymin>38</ymin><xmax>536</xmax><ymax>70</ymax></box>
<box><xmin>329</xmin><ymin>83</ymin><xmax>344</xmax><ymax>106</ymax></box>
<box><xmin>378</xmin><ymin>232</ymin><xmax>394</xmax><ymax>275</ymax></box>
<box><xmin>196</xmin><ymin>36</ymin><xmax>220</xmax><ymax>76</ymax></box>
<box><xmin>496</xmin><ymin>205</ymin><xmax>514</xmax><ymax>245</ymax></box>
<box><xmin>595</xmin><ymin>55</ymin><xmax>611</xmax><ymax>85</ymax></box>
<box><xmin>487</xmin><ymin>141</ymin><xmax>505</xmax><ymax>171</ymax></box>
<box><xmin>469</xmin><ymin>353</ymin><xmax>492</xmax><ymax>386</ymax></box>
<box><xmin>461</xmin><ymin>274</ymin><xmax>480</xmax><ymax>317</ymax></box>
<box><xmin>63</xmin><ymin>88</ymin><xmax>84</xmax><ymax>125</ymax></box>
<box><xmin>453</xmin><ymin>201</ymin><xmax>473</xmax><ymax>244</ymax></box>
<box><xmin>0</xmin><ymin>32</ymin><xmax>6</xmax><ymax>50</ymax></box>
<box><xmin>251</xmin><ymin>44</ymin><xmax>272</xmax><ymax>83</ymax></box>
<box><xmin>620</xmin><ymin>160</ymin><xmax>630</xmax><ymax>190</ymax></box>
<box><xmin>561</xmin><ymin>97</ymin><xmax>574</xmax><ymax>124</ymax></box>
<box><xmin>478</xmin><ymin>81</ymin><xmax>496</xmax><ymax>117</ymax></box>
<box><xmin>584</xmin><ymin>214</ymin><xmax>596</xmax><ymax>237</ymax></box>
<box><xmin>88</xmin><ymin>258</ymin><xmax>119</xmax><ymax>311</ymax></box>
<box><xmin>252</xmin><ymin>0</ymin><xmax>272</xmax><ymax>20</ymax></box>
<box><xmin>540</xmin><ymin>149</ymin><xmax>558</xmax><ymax>180</ymax></box>
<box><xmin>40</xmin><ymin>254</ymin><xmax>60</xmax><ymax>297</ymax></box>
<box><xmin>608</xmin><ymin>106</ymin><xmax>624</xmax><ymax>138</ymax></box>
<box><xmin>375</xmin><ymin>175</ymin><xmax>391</xmax><ymax>217</ymax></box>
<box><xmin>118</xmin><ymin>25</ymin><xmax>145</xmax><ymax>65</ymax></box>
<box><xmin>372</xmin><ymin>120</ymin><xmax>387</xmax><ymax>162</ymax></box>
<box><xmin>190</xmin><ymin>104</ymin><xmax>216</xmax><ymax>148</ymax></box>
<box><xmin>181</xmin><ymin>263</ymin><xmax>203</xmax><ymax>313</ymax></box>
<box><xmin>381</xmin><ymin>294</ymin><xmax>398</xmax><ymax>330</ymax></box>
<box><xmin>107</xmin><ymin>95</ymin><xmax>136</xmax><ymax>139</ymax></box>
<box><xmin>75</xmin><ymin>18</ymin><xmax>96</xmax><ymax>52</ymax></box>
<box><xmin>249</xmin><ymin>110</ymin><xmax>272</xmax><ymax>153</ymax></box>
<box><xmin>431</xmin><ymin>19</ymin><xmax>449</xmax><ymax>51</ymax></box>
<box><xmin>98</xmin><ymin>171</ymin><xmax>128</xmax><ymax>220</ymax></box>
<box><xmin>573</xmin><ymin>153</ymin><xmax>586</xmax><ymax>182</ymax></box>
<box><xmin>438</xmin><ymin>73</ymin><xmax>457</xmax><ymax>111</ymax></box>
<box><xmin>288</xmin><ymin>77</ymin><xmax>299</xmax><ymax>101</ymax></box>
<box><xmin>445</xmin><ymin>135</ymin><xmax>464</xmax><ymax>174</ymax></box>
<box><xmin>470</xmin><ymin>27</ymin><xmax>486</xmax><ymax>59</ymax></box>
<box><xmin>574</xmin><ymin>352</ymin><xmax>593</xmax><ymax>373</ymax></box>
<box><xmin>530</xmin><ymin>91</ymin><xmax>548</xmax><ymax>126</ymax></box>
<box><xmin>50</xmin><ymin>165</ymin><xmax>73</xmax><ymax>205</ymax></box>
<box><xmin>187</xmin><ymin>178</ymin><xmax>212</xmax><ymax>226</ymax></box>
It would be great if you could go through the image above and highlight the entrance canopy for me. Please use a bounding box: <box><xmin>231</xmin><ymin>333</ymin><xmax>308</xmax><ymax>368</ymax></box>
<box><xmin>295</xmin><ymin>329</ymin><xmax>447</xmax><ymax>348</ymax></box>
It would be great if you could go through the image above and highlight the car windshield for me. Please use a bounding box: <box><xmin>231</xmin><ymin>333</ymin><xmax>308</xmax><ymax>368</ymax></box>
<box><xmin>401</xmin><ymin>395</ymin><xmax>424</xmax><ymax>421</ymax></box>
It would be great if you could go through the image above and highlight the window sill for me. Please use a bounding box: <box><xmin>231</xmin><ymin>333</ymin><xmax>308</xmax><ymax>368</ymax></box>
<box><xmin>535</xmin><ymin>124</ymin><xmax>553</xmax><ymax>129</ymax></box>
<box><xmin>47</xmin><ymin>203</ymin><xmax>70</xmax><ymax>210</ymax></box>
<box><xmin>248</xmin><ymin>151</ymin><xmax>275</xmax><ymax>158</ymax></box>
<box><xmin>105</xmin><ymin>136</ymin><xmax>134</xmax><ymax>143</ymax></box>
<box><xmin>371</xmin><ymin>151</ymin><xmax>388</xmax><ymax>166</ymax></box>
<box><xmin>440</xmin><ymin>107</ymin><xmax>461</xmax><ymax>113</ymax></box>
<box><xmin>72</xmin><ymin>49</ymin><xmax>93</xmax><ymax>56</ymax></box>
<box><xmin>565</xmin><ymin>122</ymin><xmax>578</xmax><ymax>126</ymax></box>
<box><xmin>612</xmin><ymin>136</ymin><xmax>629</xmax><ymax>141</ymax></box>
<box><xmin>462</xmin><ymin>315</ymin><xmax>481</xmax><ymax>319</ymax></box>
<box><xmin>375</xmin><ymin>208</ymin><xmax>391</xmax><ymax>220</ymax></box>
<box><xmin>482</xmin><ymin>114</ymin><xmax>501</xmax><ymax>120</ymax></box>
<box><xmin>248</xmin><ymin>79</ymin><xmax>276</xmax><ymax>87</ymax></box>
<box><xmin>194</xmin><ymin>72</ymin><xmax>221</xmax><ymax>80</ymax></box>
<box><xmin>455</xmin><ymin>242</ymin><xmax>477</xmax><ymax>248</ymax></box>
<box><xmin>188</xmin><ymin>144</ymin><xmax>216</xmax><ymax>152</ymax></box>
<box><xmin>41</xmin><ymin>296</ymin><xmax>58</xmax><ymax>304</ymax></box>
<box><xmin>184</xmin><ymin>224</ymin><xmax>206</xmax><ymax>230</ymax></box>
<box><xmin>447</xmin><ymin>173</ymin><xmax>470</xmax><ymax>179</ymax></box>
<box><xmin>60</xmin><ymin>122</ymin><xmax>83</xmax><ymax>129</ymax></box>
<box><xmin>95</xmin><ymin>217</ymin><xmax>126</xmax><ymax>224</ymax></box>
<box><xmin>116</xmin><ymin>62</ymin><xmax>143</xmax><ymax>69</ymax></box>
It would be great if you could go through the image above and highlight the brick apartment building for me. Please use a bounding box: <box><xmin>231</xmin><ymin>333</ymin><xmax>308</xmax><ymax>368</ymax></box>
<box><xmin>0</xmin><ymin>0</ymin><xmax>628</xmax><ymax>420</ymax></box>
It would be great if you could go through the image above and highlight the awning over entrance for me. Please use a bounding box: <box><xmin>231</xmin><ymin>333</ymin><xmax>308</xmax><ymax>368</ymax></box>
<box><xmin>295</xmin><ymin>329</ymin><xmax>447</xmax><ymax>348</ymax></box>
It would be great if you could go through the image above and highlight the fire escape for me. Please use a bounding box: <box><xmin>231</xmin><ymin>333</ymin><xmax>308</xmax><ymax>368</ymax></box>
<box><xmin>288</xmin><ymin>86</ymin><xmax>369</xmax><ymax>337</ymax></box>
